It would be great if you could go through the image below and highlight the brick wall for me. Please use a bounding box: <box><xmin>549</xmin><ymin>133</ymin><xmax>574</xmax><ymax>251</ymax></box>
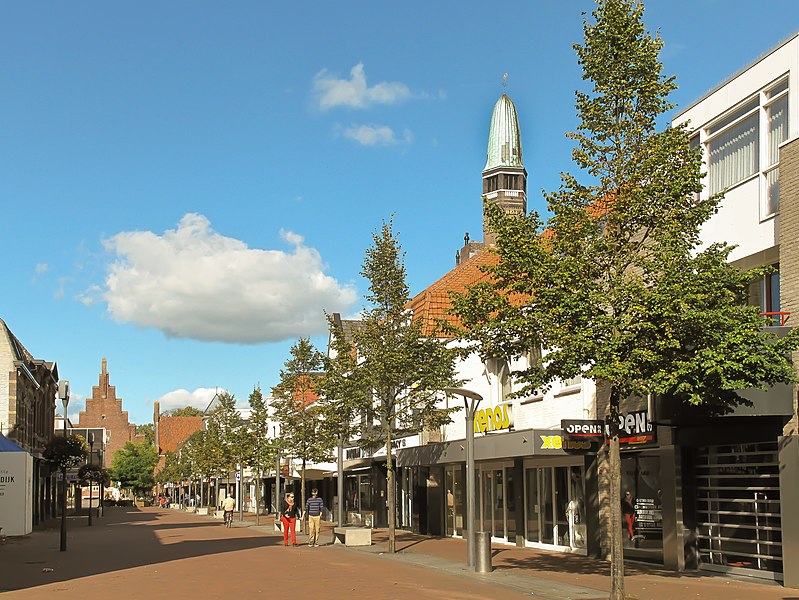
<box><xmin>779</xmin><ymin>138</ymin><xmax>799</xmax><ymax>436</ymax></box>
<box><xmin>76</xmin><ymin>358</ymin><xmax>139</xmax><ymax>467</ymax></box>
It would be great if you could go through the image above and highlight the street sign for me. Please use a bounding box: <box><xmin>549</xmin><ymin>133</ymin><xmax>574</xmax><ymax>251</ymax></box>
<box><xmin>235</xmin><ymin>472</ymin><xmax>241</xmax><ymax>480</ymax></box>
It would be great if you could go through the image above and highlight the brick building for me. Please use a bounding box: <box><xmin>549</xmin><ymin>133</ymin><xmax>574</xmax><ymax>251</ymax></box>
<box><xmin>153</xmin><ymin>401</ymin><xmax>203</xmax><ymax>472</ymax></box>
<box><xmin>0</xmin><ymin>318</ymin><xmax>60</xmax><ymax>527</ymax></box>
<box><xmin>76</xmin><ymin>358</ymin><xmax>143</xmax><ymax>467</ymax></box>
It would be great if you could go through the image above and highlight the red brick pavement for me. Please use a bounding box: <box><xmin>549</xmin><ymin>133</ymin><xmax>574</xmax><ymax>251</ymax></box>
<box><xmin>2</xmin><ymin>507</ymin><xmax>798</xmax><ymax>600</ymax></box>
<box><xmin>0</xmin><ymin>507</ymin><xmax>526</xmax><ymax>600</ymax></box>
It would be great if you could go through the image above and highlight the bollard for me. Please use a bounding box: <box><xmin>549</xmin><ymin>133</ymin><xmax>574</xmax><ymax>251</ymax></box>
<box><xmin>475</xmin><ymin>531</ymin><xmax>493</xmax><ymax>573</ymax></box>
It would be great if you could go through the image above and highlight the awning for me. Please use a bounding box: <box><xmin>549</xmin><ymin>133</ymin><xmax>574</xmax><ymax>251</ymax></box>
<box><xmin>0</xmin><ymin>433</ymin><xmax>24</xmax><ymax>452</ymax></box>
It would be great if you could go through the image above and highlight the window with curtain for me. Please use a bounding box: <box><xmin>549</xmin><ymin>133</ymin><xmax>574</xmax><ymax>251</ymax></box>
<box><xmin>707</xmin><ymin>113</ymin><xmax>759</xmax><ymax>194</ymax></box>
<box><xmin>702</xmin><ymin>77</ymin><xmax>788</xmax><ymax>217</ymax></box>
<box><xmin>765</xmin><ymin>88</ymin><xmax>788</xmax><ymax>216</ymax></box>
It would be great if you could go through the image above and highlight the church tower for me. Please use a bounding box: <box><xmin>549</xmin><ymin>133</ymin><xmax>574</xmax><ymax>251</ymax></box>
<box><xmin>481</xmin><ymin>90</ymin><xmax>527</xmax><ymax>246</ymax></box>
<box><xmin>455</xmin><ymin>84</ymin><xmax>527</xmax><ymax>266</ymax></box>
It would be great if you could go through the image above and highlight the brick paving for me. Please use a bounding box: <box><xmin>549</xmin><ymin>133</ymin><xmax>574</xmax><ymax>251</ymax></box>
<box><xmin>1</xmin><ymin>506</ymin><xmax>798</xmax><ymax>600</ymax></box>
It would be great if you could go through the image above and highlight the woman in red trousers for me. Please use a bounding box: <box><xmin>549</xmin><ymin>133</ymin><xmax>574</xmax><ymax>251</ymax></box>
<box><xmin>280</xmin><ymin>493</ymin><xmax>301</xmax><ymax>546</ymax></box>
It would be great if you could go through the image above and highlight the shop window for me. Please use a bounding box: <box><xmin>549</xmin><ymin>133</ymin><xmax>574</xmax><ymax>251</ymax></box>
<box><xmin>621</xmin><ymin>455</ymin><xmax>663</xmax><ymax>557</ymax></box>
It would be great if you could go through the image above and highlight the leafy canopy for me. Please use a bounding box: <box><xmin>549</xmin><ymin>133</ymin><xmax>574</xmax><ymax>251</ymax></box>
<box><xmin>452</xmin><ymin>0</ymin><xmax>798</xmax><ymax>412</ymax></box>
<box><xmin>272</xmin><ymin>338</ymin><xmax>336</xmax><ymax>465</ymax></box>
<box><xmin>355</xmin><ymin>219</ymin><xmax>460</xmax><ymax>449</ymax></box>
<box><xmin>109</xmin><ymin>440</ymin><xmax>159</xmax><ymax>496</ymax></box>
<box><xmin>43</xmin><ymin>435</ymin><xmax>87</xmax><ymax>470</ymax></box>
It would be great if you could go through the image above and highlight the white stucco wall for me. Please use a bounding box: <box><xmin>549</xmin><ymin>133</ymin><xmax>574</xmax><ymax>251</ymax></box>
<box><xmin>674</xmin><ymin>34</ymin><xmax>799</xmax><ymax>258</ymax></box>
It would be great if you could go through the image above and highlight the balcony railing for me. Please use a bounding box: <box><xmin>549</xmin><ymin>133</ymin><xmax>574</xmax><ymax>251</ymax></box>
<box><xmin>761</xmin><ymin>312</ymin><xmax>790</xmax><ymax>327</ymax></box>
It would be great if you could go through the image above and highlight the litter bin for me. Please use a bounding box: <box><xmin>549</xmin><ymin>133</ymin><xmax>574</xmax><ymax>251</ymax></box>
<box><xmin>475</xmin><ymin>531</ymin><xmax>493</xmax><ymax>573</ymax></box>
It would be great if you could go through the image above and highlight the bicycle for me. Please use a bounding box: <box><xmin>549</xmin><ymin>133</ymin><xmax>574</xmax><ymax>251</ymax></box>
<box><xmin>224</xmin><ymin>510</ymin><xmax>233</xmax><ymax>528</ymax></box>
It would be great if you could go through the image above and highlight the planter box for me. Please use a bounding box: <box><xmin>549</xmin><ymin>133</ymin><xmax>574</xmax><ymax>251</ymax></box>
<box><xmin>333</xmin><ymin>527</ymin><xmax>371</xmax><ymax>547</ymax></box>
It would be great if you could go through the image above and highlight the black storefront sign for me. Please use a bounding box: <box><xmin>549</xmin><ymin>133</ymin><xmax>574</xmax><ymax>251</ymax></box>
<box><xmin>561</xmin><ymin>419</ymin><xmax>605</xmax><ymax>454</ymax></box>
<box><xmin>616</xmin><ymin>410</ymin><xmax>656</xmax><ymax>446</ymax></box>
<box><xmin>559</xmin><ymin>411</ymin><xmax>656</xmax><ymax>454</ymax></box>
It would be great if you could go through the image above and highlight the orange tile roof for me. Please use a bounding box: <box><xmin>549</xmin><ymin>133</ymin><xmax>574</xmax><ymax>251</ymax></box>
<box><xmin>158</xmin><ymin>415</ymin><xmax>203</xmax><ymax>455</ymax></box>
<box><xmin>407</xmin><ymin>250</ymin><xmax>499</xmax><ymax>338</ymax></box>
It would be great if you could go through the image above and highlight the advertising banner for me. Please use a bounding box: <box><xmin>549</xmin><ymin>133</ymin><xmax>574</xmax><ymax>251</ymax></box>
<box><xmin>0</xmin><ymin>451</ymin><xmax>33</xmax><ymax>536</ymax></box>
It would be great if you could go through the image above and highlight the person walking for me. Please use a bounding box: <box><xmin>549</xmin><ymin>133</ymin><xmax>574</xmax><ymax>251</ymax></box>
<box><xmin>305</xmin><ymin>488</ymin><xmax>324</xmax><ymax>547</ymax></box>
<box><xmin>280</xmin><ymin>492</ymin><xmax>301</xmax><ymax>546</ymax></box>
<box><xmin>622</xmin><ymin>490</ymin><xmax>636</xmax><ymax>542</ymax></box>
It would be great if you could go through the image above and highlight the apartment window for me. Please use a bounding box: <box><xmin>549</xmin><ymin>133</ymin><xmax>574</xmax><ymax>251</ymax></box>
<box><xmin>561</xmin><ymin>374</ymin><xmax>582</xmax><ymax>389</ymax></box>
<box><xmin>706</xmin><ymin>100</ymin><xmax>759</xmax><ymax>195</ymax></box>
<box><xmin>750</xmin><ymin>265</ymin><xmax>781</xmax><ymax>324</ymax></box>
<box><xmin>702</xmin><ymin>77</ymin><xmax>788</xmax><ymax>218</ymax></box>
<box><xmin>765</xmin><ymin>86</ymin><xmax>788</xmax><ymax>216</ymax></box>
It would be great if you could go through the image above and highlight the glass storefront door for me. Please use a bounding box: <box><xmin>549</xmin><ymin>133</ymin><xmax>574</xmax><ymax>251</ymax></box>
<box><xmin>477</xmin><ymin>464</ymin><xmax>515</xmax><ymax>542</ymax></box>
<box><xmin>524</xmin><ymin>463</ymin><xmax>585</xmax><ymax>549</ymax></box>
<box><xmin>444</xmin><ymin>465</ymin><xmax>463</xmax><ymax>536</ymax></box>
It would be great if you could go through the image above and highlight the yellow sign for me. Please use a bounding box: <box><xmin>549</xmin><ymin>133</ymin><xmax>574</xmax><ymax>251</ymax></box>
<box><xmin>539</xmin><ymin>435</ymin><xmax>593</xmax><ymax>452</ymax></box>
<box><xmin>474</xmin><ymin>405</ymin><xmax>513</xmax><ymax>433</ymax></box>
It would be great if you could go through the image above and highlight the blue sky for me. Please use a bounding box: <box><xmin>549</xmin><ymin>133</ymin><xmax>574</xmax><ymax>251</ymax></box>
<box><xmin>3</xmin><ymin>1</ymin><xmax>799</xmax><ymax>425</ymax></box>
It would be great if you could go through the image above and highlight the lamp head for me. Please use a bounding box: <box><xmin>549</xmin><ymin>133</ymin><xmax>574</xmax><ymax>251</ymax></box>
<box><xmin>58</xmin><ymin>380</ymin><xmax>70</xmax><ymax>405</ymax></box>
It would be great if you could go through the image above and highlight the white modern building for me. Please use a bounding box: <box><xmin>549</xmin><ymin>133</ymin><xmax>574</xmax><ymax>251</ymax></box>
<box><xmin>672</xmin><ymin>33</ymin><xmax>799</xmax><ymax>585</ymax></box>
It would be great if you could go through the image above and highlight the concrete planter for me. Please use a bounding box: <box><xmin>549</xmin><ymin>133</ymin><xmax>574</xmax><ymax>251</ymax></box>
<box><xmin>196</xmin><ymin>507</ymin><xmax>209</xmax><ymax>515</ymax></box>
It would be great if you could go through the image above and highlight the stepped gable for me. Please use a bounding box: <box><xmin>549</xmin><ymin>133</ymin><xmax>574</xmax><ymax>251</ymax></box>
<box><xmin>76</xmin><ymin>358</ymin><xmax>142</xmax><ymax>467</ymax></box>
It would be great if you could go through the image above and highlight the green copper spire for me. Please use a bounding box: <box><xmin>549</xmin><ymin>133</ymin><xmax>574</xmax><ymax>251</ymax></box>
<box><xmin>483</xmin><ymin>93</ymin><xmax>524</xmax><ymax>172</ymax></box>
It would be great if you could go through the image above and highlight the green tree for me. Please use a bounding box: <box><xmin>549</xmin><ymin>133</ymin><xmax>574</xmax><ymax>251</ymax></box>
<box><xmin>452</xmin><ymin>2</ymin><xmax>799</xmax><ymax>597</ymax></box>
<box><xmin>181</xmin><ymin>430</ymin><xmax>214</xmax><ymax>508</ymax></box>
<box><xmin>207</xmin><ymin>392</ymin><xmax>248</xmax><ymax>503</ymax></box>
<box><xmin>78</xmin><ymin>463</ymin><xmax>110</xmax><ymax>488</ymax></box>
<box><xmin>248</xmin><ymin>385</ymin><xmax>277</xmax><ymax>523</ymax></box>
<box><xmin>155</xmin><ymin>450</ymin><xmax>180</xmax><ymax>486</ymax></box>
<box><xmin>109</xmin><ymin>441</ymin><xmax>159</xmax><ymax>498</ymax></box>
<box><xmin>354</xmin><ymin>219</ymin><xmax>459</xmax><ymax>553</ymax></box>
<box><xmin>272</xmin><ymin>338</ymin><xmax>337</xmax><ymax>524</ymax></box>
<box><xmin>320</xmin><ymin>315</ymin><xmax>371</xmax><ymax>525</ymax></box>
<box><xmin>43</xmin><ymin>435</ymin><xmax>87</xmax><ymax>470</ymax></box>
<box><xmin>135</xmin><ymin>423</ymin><xmax>155</xmax><ymax>445</ymax></box>
<box><xmin>164</xmin><ymin>406</ymin><xmax>204</xmax><ymax>417</ymax></box>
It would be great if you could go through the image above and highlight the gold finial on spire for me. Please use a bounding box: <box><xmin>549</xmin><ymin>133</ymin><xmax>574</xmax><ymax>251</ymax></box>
<box><xmin>503</xmin><ymin>73</ymin><xmax>508</xmax><ymax>93</ymax></box>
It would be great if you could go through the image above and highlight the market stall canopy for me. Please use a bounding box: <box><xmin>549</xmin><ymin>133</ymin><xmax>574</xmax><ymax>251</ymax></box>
<box><xmin>0</xmin><ymin>433</ymin><xmax>24</xmax><ymax>452</ymax></box>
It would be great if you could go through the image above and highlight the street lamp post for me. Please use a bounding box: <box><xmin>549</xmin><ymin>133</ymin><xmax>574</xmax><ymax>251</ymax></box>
<box><xmin>58</xmin><ymin>380</ymin><xmax>70</xmax><ymax>552</ymax></box>
<box><xmin>444</xmin><ymin>387</ymin><xmax>483</xmax><ymax>569</ymax></box>
<box><xmin>274</xmin><ymin>425</ymin><xmax>281</xmax><ymax>532</ymax></box>
<box><xmin>87</xmin><ymin>432</ymin><xmax>94</xmax><ymax>527</ymax></box>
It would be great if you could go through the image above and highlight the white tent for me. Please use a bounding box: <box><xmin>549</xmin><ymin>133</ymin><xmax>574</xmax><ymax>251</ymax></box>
<box><xmin>0</xmin><ymin>433</ymin><xmax>33</xmax><ymax>536</ymax></box>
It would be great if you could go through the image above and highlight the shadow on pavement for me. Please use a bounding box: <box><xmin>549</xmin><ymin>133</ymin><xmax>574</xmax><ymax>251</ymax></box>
<box><xmin>1</xmin><ymin>507</ymin><xmax>279</xmax><ymax>593</ymax></box>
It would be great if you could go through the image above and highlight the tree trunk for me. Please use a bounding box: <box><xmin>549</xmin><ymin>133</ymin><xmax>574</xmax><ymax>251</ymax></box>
<box><xmin>301</xmin><ymin>459</ymin><xmax>307</xmax><ymax>533</ymax></box>
<box><xmin>337</xmin><ymin>434</ymin><xmax>345</xmax><ymax>526</ymax></box>
<box><xmin>255</xmin><ymin>476</ymin><xmax>261</xmax><ymax>525</ymax></box>
<box><xmin>386</xmin><ymin>429</ymin><xmax>396</xmax><ymax>554</ymax></box>
<box><xmin>609</xmin><ymin>388</ymin><xmax>625</xmax><ymax>600</ymax></box>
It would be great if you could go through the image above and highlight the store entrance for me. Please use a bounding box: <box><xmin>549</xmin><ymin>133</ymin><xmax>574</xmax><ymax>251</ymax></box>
<box><xmin>525</xmin><ymin>464</ymin><xmax>586</xmax><ymax>549</ymax></box>
<box><xmin>477</xmin><ymin>464</ymin><xmax>517</xmax><ymax>543</ymax></box>
<box><xmin>444</xmin><ymin>465</ymin><xmax>464</xmax><ymax>537</ymax></box>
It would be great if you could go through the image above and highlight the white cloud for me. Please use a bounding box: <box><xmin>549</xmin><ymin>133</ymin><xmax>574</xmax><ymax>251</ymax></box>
<box><xmin>97</xmin><ymin>214</ymin><xmax>357</xmax><ymax>343</ymax></box>
<box><xmin>314</xmin><ymin>63</ymin><xmax>411</xmax><ymax>110</ymax></box>
<box><xmin>63</xmin><ymin>393</ymin><xmax>85</xmax><ymax>423</ymax></box>
<box><xmin>155</xmin><ymin>387</ymin><xmax>223</xmax><ymax>413</ymax></box>
<box><xmin>340</xmin><ymin>124</ymin><xmax>413</xmax><ymax>146</ymax></box>
<box><xmin>35</xmin><ymin>263</ymin><xmax>48</xmax><ymax>275</ymax></box>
